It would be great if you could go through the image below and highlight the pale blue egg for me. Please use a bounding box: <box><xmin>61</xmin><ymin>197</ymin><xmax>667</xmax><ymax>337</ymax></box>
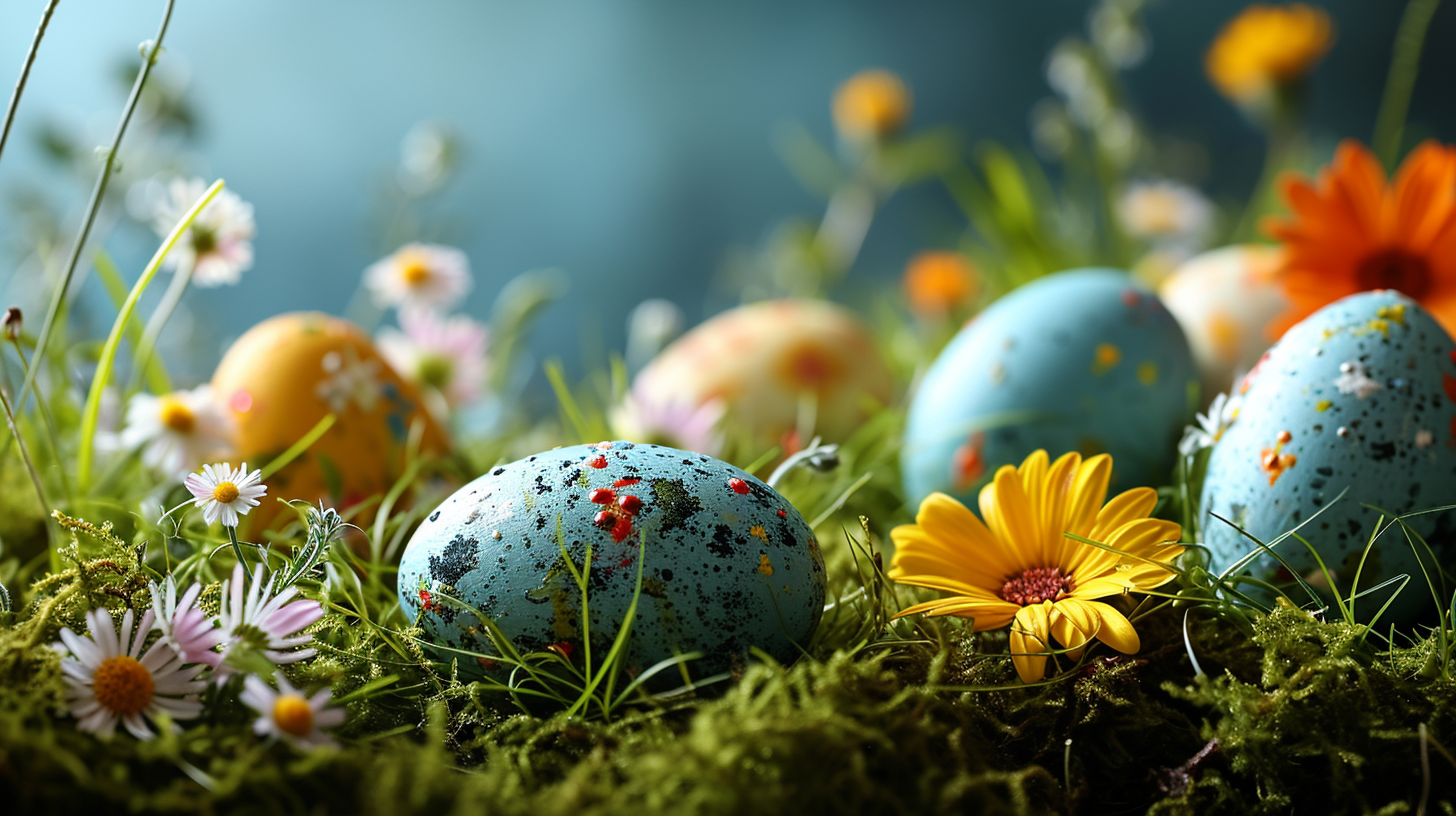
<box><xmin>397</xmin><ymin>442</ymin><xmax>826</xmax><ymax>682</ymax></box>
<box><xmin>1200</xmin><ymin>291</ymin><xmax>1456</xmax><ymax>622</ymax></box>
<box><xmin>903</xmin><ymin>268</ymin><xmax>1197</xmax><ymax>505</ymax></box>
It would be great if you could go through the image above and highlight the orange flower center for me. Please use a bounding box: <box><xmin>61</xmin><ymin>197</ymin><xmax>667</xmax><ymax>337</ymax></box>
<box><xmin>1355</xmin><ymin>249</ymin><xmax>1432</xmax><ymax>300</ymax></box>
<box><xmin>400</xmin><ymin>261</ymin><xmax>433</xmax><ymax>287</ymax></box>
<box><xmin>92</xmin><ymin>655</ymin><xmax>155</xmax><ymax>716</ymax></box>
<box><xmin>213</xmin><ymin>481</ymin><xmax>240</xmax><ymax>503</ymax></box>
<box><xmin>272</xmin><ymin>695</ymin><xmax>314</xmax><ymax>737</ymax></box>
<box><xmin>1000</xmin><ymin>567</ymin><xmax>1072</xmax><ymax>606</ymax></box>
<box><xmin>158</xmin><ymin>397</ymin><xmax>196</xmax><ymax>433</ymax></box>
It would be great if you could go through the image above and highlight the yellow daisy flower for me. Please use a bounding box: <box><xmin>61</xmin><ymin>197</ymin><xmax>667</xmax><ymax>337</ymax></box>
<box><xmin>1205</xmin><ymin>3</ymin><xmax>1334</xmax><ymax>105</ymax></box>
<box><xmin>889</xmin><ymin>450</ymin><xmax>1184</xmax><ymax>684</ymax></box>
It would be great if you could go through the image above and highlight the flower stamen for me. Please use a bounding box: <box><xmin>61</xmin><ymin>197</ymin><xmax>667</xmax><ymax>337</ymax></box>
<box><xmin>92</xmin><ymin>656</ymin><xmax>155</xmax><ymax>716</ymax></box>
<box><xmin>272</xmin><ymin>695</ymin><xmax>315</xmax><ymax>738</ymax></box>
<box><xmin>213</xmin><ymin>481</ymin><xmax>240</xmax><ymax>504</ymax></box>
<box><xmin>157</xmin><ymin>397</ymin><xmax>197</xmax><ymax>433</ymax></box>
<box><xmin>1000</xmin><ymin>566</ymin><xmax>1073</xmax><ymax>606</ymax></box>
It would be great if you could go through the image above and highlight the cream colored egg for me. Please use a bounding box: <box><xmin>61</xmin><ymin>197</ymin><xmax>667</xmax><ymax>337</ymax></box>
<box><xmin>211</xmin><ymin>312</ymin><xmax>450</xmax><ymax>531</ymax></box>
<box><xmin>1159</xmin><ymin>245</ymin><xmax>1287</xmax><ymax>403</ymax></box>
<box><xmin>633</xmin><ymin>299</ymin><xmax>893</xmax><ymax>448</ymax></box>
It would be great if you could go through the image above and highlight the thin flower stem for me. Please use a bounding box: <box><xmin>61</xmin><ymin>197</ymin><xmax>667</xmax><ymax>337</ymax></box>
<box><xmin>226</xmin><ymin>525</ymin><xmax>249</xmax><ymax>575</ymax></box>
<box><xmin>1372</xmin><ymin>0</ymin><xmax>1443</xmax><ymax>169</ymax></box>
<box><xmin>3</xmin><ymin>337</ymin><xmax>70</xmax><ymax>502</ymax></box>
<box><xmin>77</xmin><ymin>179</ymin><xmax>224</xmax><ymax>489</ymax></box>
<box><xmin>0</xmin><ymin>0</ymin><xmax>60</xmax><ymax>171</ymax></box>
<box><xmin>130</xmin><ymin>257</ymin><xmax>193</xmax><ymax>393</ymax></box>
<box><xmin>0</xmin><ymin>383</ymin><xmax>50</xmax><ymax>530</ymax></box>
<box><xmin>18</xmin><ymin>0</ymin><xmax>175</xmax><ymax>413</ymax></box>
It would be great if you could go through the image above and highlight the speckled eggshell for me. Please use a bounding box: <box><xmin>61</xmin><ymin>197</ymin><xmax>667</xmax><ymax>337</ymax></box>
<box><xmin>1200</xmin><ymin>291</ymin><xmax>1456</xmax><ymax>622</ymax></box>
<box><xmin>1159</xmin><ymin>245</ymin><xmax>1287</xmax><ymax>404</ymax></box>
<box><xmin>633</xmin><ymin>299</ymin><xmax>893</xmax><ymax>447</ymax></box>
<box><xmin>211</xmin><ymin>312</ymin><xmax>450</xmax><ymax>531</ymax></box>
<box><xmin>902</xmin><ymin>268</ymin><xmax>1196</xmax><ymax>505</ymax></box>
<box><xmin>397</xmin><ymin>441</ymin><xmax>826</xmax><ymax>681</ymax></box>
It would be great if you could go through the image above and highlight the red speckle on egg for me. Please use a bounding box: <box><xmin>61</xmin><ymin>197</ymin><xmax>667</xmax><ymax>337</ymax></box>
<box><xmin>419</xmin><ymin>589</ymin><xmax>436</xmax><ymax>613</ymax></box>
<box><xmin>777</xmin><ymin>509</ymin><xmax>787</xmax><ymax>518</ymax></box>
<box><xmin>729</xmin><ymin>478</ymin><xmax>750</xmax><ymax>495</ymax></box>
<box><xmin>1120</xmin><ymin>289</ymin><xmax>1141</xmax><ymax>308</ymax></box>
<box><xmin>1444</xmin><ymin>374</ymin><xmax>1456</xmax><ymax>403</ymax></box>
<box><xmin>614</xmin><ymin>477</ymin><xmax>641</xmax><ymax>488</ymax></box>
<box><xmin>589</xmin><ymin>488</ymin><xmax>616</xmax><ymax>504</ymax></box>
<box><xmin>593</xmin><ymin>510</ymin><xmax>617</xmax><ymax>529</ymax></box>
<box><xmin>611</xmin><ymin>516</ymin><xmax>634</xmax><ymax>543</ymax></box>
<box><xmin>617</xmin><ymin>494</ymin><xmax>642</xmax><ymax>515</ymax></box>
<box><xmin>587</xmin><ymin>456</ymin><xmax>608</xmax><ymax>469</ymax></box>
<box><xmin>1276</xmin><ymin>430</ymin><xmax>1292</xmax><ymax>445</ymax></box>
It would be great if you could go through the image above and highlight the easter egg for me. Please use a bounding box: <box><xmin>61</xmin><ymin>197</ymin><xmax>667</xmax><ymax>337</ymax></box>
<box><xmin>396</xmin><ymin>441</ymin><xmax>826</xmax><ymax>682</ymax></box>
<box><xmin>1159</xmin><ymin>245</ymin><xmax>1287</xmax><ymax>403</ymax></box>
<box><xmin>1199</xmin><ymin>291</ymin><xmax>1456</xmax><ymax>622</ymax></box>
<box><xmin>211</xmin><ymin>312</ymin><xmax>450</xmax><ymax>530</ymax></box>
<box><xmin>902</xmin><ymin>268</ymin><xmax>1196</xmax><ymax>505</ymax></box>
<box><xmin>632</xmin><ymin>299</ymin><xmax>893</xmax><ymax>449</ymax></box>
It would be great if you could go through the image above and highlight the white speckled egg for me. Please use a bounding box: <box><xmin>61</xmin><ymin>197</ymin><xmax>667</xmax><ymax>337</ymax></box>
<box><xmin>1200</xmin><ymin>291</ymin><xmax>1456</xmax><ymax>622</ymax></box>
<box><xmin>1159</xmin><ymin>245</ymin><xmax>1288</xmax><ymax>404</ymax></box>
<box><xmin>902</xmin><ymin>268</ymin><xmax>1197</xmax><ymax>505</ymax></box>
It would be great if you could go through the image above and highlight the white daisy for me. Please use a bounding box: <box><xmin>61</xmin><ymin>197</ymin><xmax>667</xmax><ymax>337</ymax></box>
<box><xmin>150</xmin><ymin>177</ymin><xmax>256</xmax><ymax>287</ymax></box>
<box><xmin>377</xmin><ymin>307</ymin><xmax>489</xmax><ymax>410</ymax></box>
<box><xmin>364</xmin><ymin>243</ymin><xmax>471</xmax><ymax>312</ymax></box>
<box><xmin>315</xmin><ymin>351</ymin><xmax>384</xmax><ymax>413</ymax></box>
<box><xmin>217</xmin><ymin>563</ymin><xmax>324</xmax><ymax>676</ymax></box>
<box><xmin>119</xmin><ymin>386</ymin><xmax>234</xmax><ymax>476</ymax></box>
<box><xmin>1179</xmin><ymin>391</ymin><xmax>1242</xmax><ymax>456</ymax></box>
<box><xmin>1334</xmin><ymin>361</ymin><xmax>1383</xmax><ymax>399</ymax></box>
<box><xmin>149</xmin><ymin>576</ymin><xmax>221</xmax><ymax>668</ymax></box>
<box><xmin>239</xmin><ymin>672</ymin><xmax>346</xmax><ymax>750</ymax></box>
<box><xmin>54</xmin><ymin>607</ymin><xmax>206</xmax><ymax>739</ymax></box>
<box><xmin>184</xmin><ymin>462</ymin><xmax>267</xmax><ymax>528</ymax></box>
<box><xmin>1118</xmin><ymin>180</ymin><xmax>1214</xmax><ymax>255</ymax></box>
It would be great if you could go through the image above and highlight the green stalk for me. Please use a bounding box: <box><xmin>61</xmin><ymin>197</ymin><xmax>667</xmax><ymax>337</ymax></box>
<box><xmin>18</xmin><ymin>0</ymin><xmax>175</xmax><ymax>412</ymax></box>
<box><xmin>0</xmin><ymin>0</ymin><xmax>60</xmax><ymax>170</ymax></box>
<box><xmin>1372</xmin><ymin>0</ymin><xmax>1443</xmax><ymax>169</ymax></box>
<box><xmin>95</xmin><ymin>250</ymin><xmax>172</xmax><ymax>394</ymax></box>
<box><xmin>130</xmin><ymin>257</ymin><xmax>193</xmax><ymax>393</ymax></box>
<box><xmin>77</xmin><ymin>179</ymin><xmax>224</xmax><ymax>489</ymax></box>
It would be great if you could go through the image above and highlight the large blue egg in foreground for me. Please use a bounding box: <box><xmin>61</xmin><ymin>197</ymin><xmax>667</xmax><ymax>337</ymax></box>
<box><xmin>398</xmin><ymin>442</ymin><xmax>826</xmax><ymax>681</ymax></box>
<box><xmin>1200</xmin><ymin>291</ymin><xmax>1456</xmax><ymax>622</ymax></box>
<box><xmin>903</xmin><ymin>269</ymin><xmax>1196</xmax><ymax>505</ymax></box>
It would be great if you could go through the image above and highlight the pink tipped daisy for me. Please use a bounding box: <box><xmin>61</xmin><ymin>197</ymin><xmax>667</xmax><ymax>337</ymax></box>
<box><xmin>54</xmin><ymin>607</ymin><xmax>207</xmax><ymax>739</ymax></box>
<box><xmin>184</xmin><ymin>462</ymin><xmax>267</xmax><ymax>527</ymax></box>
<box><xmin>377</xmin><ymin>307</ymin><xmax>490</xmax><ymax>408</ymax></box>
<box><xmin>240</xmin><ymin>672</ymin><xmax>346</xmax><ymax>749</ymax></box>
<box><xmin>149</xmin><ymin>576</ymin><xmax>222</xmax><ymax>668</ymax></box>
<box><xmin>217</xmin><ymin>563</ymin><xmax>325</xmax><ymax>676</ymax></box>
<box><xmin>611</xmin><ymin>380</ymin><xmax>725</xmax><ymax>456</ymax></box>
<box><xmin>364</xmin><ymin>243</ymin><xmax>471</xmax><ymax>312</ymax></box>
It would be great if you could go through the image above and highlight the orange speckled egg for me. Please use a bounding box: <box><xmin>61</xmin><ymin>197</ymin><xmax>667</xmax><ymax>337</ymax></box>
<box><xmin>211</xmin><ymin>312</ymin><xmax>450</xmax><ymax>531</ymax></box>
<box><xmin>633</xmin><ymin>299</ymin><xmax>893</xmax><ymax>448</ymax></box>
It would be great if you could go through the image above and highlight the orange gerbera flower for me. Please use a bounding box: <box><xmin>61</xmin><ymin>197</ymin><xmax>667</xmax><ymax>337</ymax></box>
<box><xmin>889</xmin><ymin>450</ymin><xmax>1183</xmax><ymax>684</ymax></box>
<box><xmin>903</xmin><ymin>251</ymin><xmax>978</xmax><ymax>316</ymax></box>
<box><xmin>1262</xmin><ymin>139</ymin><xmax>1456</xmax><ymax>339</ymax></box>
<box><xmin>1206</xmin><ymin>4</ymin><xmax>1334</xmax><ymax>105</ymax></box>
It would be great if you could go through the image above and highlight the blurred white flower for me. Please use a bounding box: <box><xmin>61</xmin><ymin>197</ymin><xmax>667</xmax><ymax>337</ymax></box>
<box><xmin>149</xmin><ymin>177</ymin><xmax>256</xmax><ymax>287</ymax></box>
<box><xmin>398</xmin><ymin>121</ymin><xmax>460</xmax><ymax>195</ymax></box>
<box><xmin>625</xmin><ymin>299</ymin><xmax>684</xmax><ymax>372</ymax></box>
<box><xmin>240</xmin><ymin>672</ymin><xmax>346</xmax><ymax>750</ymax></box>
<box><xmin>119</xmin><ymin>385</ymin><xmax>233</xmax><ymax>476</ymax></box>
<box><xmin>377</xmin><ymin>308</ymin><xmax>489</xmax><ymax>409</ymax></box>
<box><xmin>1118</xmin><ymin>180</ymin><xmax>1214</xmax><ymax>254</ymax></box>
<box><xmin>364</xmin><ymin>243</ymin><xmax>471</xmax><ymax>312</ymax></box>
<box><xmin>612</xmin><ymin>381</ymin><xmax>725</xmax><ymax>457</ymax></box>
<box><xmin>1179</xmin><ymin>391</ymin><xmax>1241</xmax><ymax>456</ymax></box>
<box><xmin>316</xmin><ymin>350</ymin><xmax>384</xmax><ymax>413</ymax></box>
<box><xmin>184</xmin><ymin>462</ymin><xmax>267</xmax><ymax>528</ymax></box>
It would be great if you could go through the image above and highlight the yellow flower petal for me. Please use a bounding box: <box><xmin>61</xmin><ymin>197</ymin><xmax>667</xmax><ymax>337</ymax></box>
<box><xmin>1009</xmin><ymin>602</ymin><xmax>1053</xmax><ymax>683</ymax></box>
<box><xmin>1064</xmin><ymin>454</ymin><xmax>1112</xmax><ymax>537</ymax></box>
<box><xmin>1050</xmin><ymin>598</ymin><xmax>1097</xmax><ymax>661</ymax></box>
<box><xmin>1082</xmin><ymin>600</ymin><xmax>1141</xmax><ymax>654</ymax></box>
<box><xmin>1088</xmin><ymin>487</ymin><xmax>1159</xmax><ymax>542</ymax></box>
<box><xmin>980</xmin><ymin>466</ymin><xmax>1038</xmax><ymax>571</ymax></box>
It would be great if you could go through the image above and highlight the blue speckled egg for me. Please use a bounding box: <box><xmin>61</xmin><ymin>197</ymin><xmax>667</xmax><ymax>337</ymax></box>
<box><xmin>397</xmin><ymin>441</ymin><xmax>826</xmax><ymax>681</ymax></box>
<box><xmin>903</xmin><ymin>268</ymin><xmax>1197</xmax><ymax>505</ymax></box>
<box><xmin>1200</xmin><ymin>291</ymin><xmax>1456</xmax><ymax>622</ymax></box>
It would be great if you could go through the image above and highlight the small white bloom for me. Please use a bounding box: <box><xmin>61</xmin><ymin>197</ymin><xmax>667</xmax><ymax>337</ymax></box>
<box><xmin>239</xmin><ymin>672</ymin><xmax>346</xmax><ymax>749</ymax></box>
<box><xmin>217</xmin><ymin>563</ymin><xmax>325</xmax><ymax>676</ymax></box>
<box><xmin>1118</xmin><ymin>180</ymin><xmax>1214</xmax><ymax>254</ymax></box>
<box><xmin>54</xmin><ymin>607</ymin><xmax>206</xmax><ymax>739</ymax></box>
<box><xmin>150</xmin><ymin>177</ymin><xmax>256</xmax><ymax>287</ymax></box>
<box><xmin>611</xmin><ymin>382</ymin><xmax>726</xmax><ymax>457</ymax></box>
<box><xmin>184</xmin><ymin>462</ymin><xmax>267</xmax><ymax>527</ymax></box>
<box><xmin>364</xmin><ymin>243</ymin><xmax>471</xmax><ymax>311</ymax></box>
<box><xmin>1179</xmin><ymin>391</ymin><xmax>1241</xmax><ymax>456</ymax></box>
<box><xmin>316</xmin><ymin>351</ymin><xmax>384</xmax><ymax>413</ymax></box>
<box><xmin>118</xmin><ymin>386</ymin><xmax>234</xmax><ymax>476</ymax></box>
<box><xmin>1334</xmin><ymin>361</ymin><xmax>1383</xmax><ymax>399</ymax></box>
<box><xmin>377</xmin><ymin>308</ymin><xmax>489</xmax><ymax>409</ymax></box>
<box><xmin>149</xmin><ymin>576</ymin><xmax>221</xmax><ymax>668</ymax></box>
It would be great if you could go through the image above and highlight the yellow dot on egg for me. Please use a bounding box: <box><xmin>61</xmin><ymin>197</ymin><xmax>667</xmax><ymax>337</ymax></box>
<box><xmin>1315</xmin><ymin>400</ymin><xmax>1332</xmax><ymax>412</ymax></box>
<box><xmin>1376</xmin><ymin>304</ymin><xmax>1407</xmax><ymax>326</ymax></box>
<box><xmin>1137</xmin><ymin>362</ymin><xmax>1158</xmax><ymax>386</ymax></box>
<box><xmin>1366</xmin><ymin>318</ymin><xmax>1390</xmax><ymax>338</ymax></box>
<box><xmin>1092</xmin><ymin>343</ymin><xmax>1121</xmax><ymax>375</ymax></box>
<box><xmin>757</xmin><ymin>553</ymin><xmax>774</xmax><ymax>576</ymax></box>
<box><xmin>749</xmin><ymin>525</ymin><xmax>769</xmax><ymax>543</ymax></box>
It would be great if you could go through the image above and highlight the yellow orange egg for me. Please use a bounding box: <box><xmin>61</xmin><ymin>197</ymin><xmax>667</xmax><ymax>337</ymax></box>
<box><xmin>211</xmin><ymin>312</ymin><xmax>450</xmax><ymax>531</ymax></box>
<box><xmin>633</xmin><ymin>299</ymin><xmax>894</xmax><ymax>450</ymax></box>
<box><xmin>1158</xmin><ymin>245</ymin><xmax>1287</xmax><ymax>403</ymax></box>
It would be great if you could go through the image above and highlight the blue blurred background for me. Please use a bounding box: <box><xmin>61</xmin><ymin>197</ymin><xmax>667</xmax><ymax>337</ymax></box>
<box><xmin>1</xmin><ymin>0</ymin><xmax>1453</xmax><ymax>383</ymax></box>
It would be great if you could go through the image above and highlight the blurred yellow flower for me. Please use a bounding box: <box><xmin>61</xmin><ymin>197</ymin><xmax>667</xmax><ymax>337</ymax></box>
<box><xmin>1205</xmin><ymin>4</ymin><xmax>1334</xmax><ymax>104</ymax></box>
<box><xmin>832</xmin><ymin>69</ymin><xmax>911</xmax><ymax>140</ymax></box>
<box><xmin>903</xmin><ymin>251</ymin><xmax>978</xmax><ymax>316</ymax></box>
<box><xmin>890</xmin><ymin>450</ymin><xmax>1183</xmax><ymax>684</ymax></box>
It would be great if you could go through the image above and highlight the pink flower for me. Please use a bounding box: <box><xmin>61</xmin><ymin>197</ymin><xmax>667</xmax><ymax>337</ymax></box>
<box><xmin>149</xmin><ymin>576</ymin><xmax>222</xmax><ymax>668</ymax></box>
<box><xmin>217</xmin><ymin>563</ymin><xmax>325</xmax><ymax>676</ymax></box>
<box><xmin>377</xmin><ymin>308</ymin><xmax>489</xmax><ymax>409</ymax></box>
<box><xmin>611</xmin><ymin>380</ymin><xmax>725</xmax><ymax>456</ymax></box>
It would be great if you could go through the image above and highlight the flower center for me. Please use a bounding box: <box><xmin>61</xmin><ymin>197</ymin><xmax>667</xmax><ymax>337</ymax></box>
<box><xmin>92</xmin><ymin>655</ymin><xmax>155</xmax><ymax>716</ymax></box>
<box><xmin>1000</xmin><ymin>567</ymin><xmax>1073</xmax><ymax>605</ymax></box>
<box><xmin>191</xmin><ymin>226</ymin><xmax>217</xmax><ymax>255</ymax></box>
<box><xmin>272</xmin><ymin>694</ymin><xmax>314</xmax><ymax>737</ymax></box>
<box><xmin>213</xmin><ymin>481</ymin><xmax>240</xmax><ymax>504</ymax></box>
<box><xmin>401</xmin><ymin>261</ymin><xmax>433</xmax><ymax>287</ymax></box>
<box><xmin>416</xmin><ymin>353</ymin><xmax>454</xmax><ymax>389</ymax></box>
<box><xmin>1356</xmin><ymin>249</ymin><xmax>1432</xmax><ymax>300</ymax></box>
<box><xmin>158</xmin><ymin>397</ymin><xmax>196</xmax><ymax>433</ymax></box>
